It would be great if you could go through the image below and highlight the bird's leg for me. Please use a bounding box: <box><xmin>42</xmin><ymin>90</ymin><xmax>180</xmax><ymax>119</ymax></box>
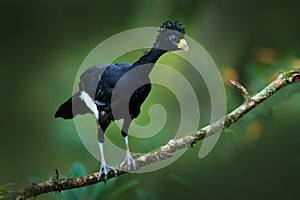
<box><xmin>119</xmin><ymin>121</ymin><xmax>136</xmax><ymax>172</ymax></box>
<box><xmin>97</xmin><ymin>142</ymin><xmax>117</xmax><ymax>182</ymax></box>
<box><xmin>120</xmin><ymin>136</ymin><xmax>136</xmax><ymax>172</ymax></box>
<box><xmin>97</xmin><ymin>121</ymin><xmax>117</xmax><ymax>182</ymax></box>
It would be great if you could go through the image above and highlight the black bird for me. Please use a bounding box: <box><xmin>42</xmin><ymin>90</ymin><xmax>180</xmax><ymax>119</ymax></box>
<box><xmin>55</xmin><ymin>21</ymin><xmax>188</xmax><ymax>181</ymax></box>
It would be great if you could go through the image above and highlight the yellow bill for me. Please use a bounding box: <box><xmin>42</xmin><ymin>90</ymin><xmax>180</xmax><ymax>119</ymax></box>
<box><xmin>177</xmin><ymin>39</ymin><xmax>189</xmax><ymax>52</ymax></box>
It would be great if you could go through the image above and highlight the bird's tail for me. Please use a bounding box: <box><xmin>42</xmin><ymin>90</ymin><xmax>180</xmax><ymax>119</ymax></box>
<box><xmin>54</xmin><ymin>92</ymin><xmax>90</xmax><ymax>119</ymax></box>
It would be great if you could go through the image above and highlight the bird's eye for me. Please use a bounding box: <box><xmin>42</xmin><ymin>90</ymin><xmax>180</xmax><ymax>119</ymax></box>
<box><xmin>169</xmin><ymin>35</ymin><xmax>177</xmax><ymax>41</ymax></box>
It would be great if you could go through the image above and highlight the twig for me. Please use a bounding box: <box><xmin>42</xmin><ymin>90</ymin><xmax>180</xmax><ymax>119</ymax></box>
<box><xmin>228</xmin><ymin>80</ymin><xmax>251</xmax><ymax>102</ymax></box>
<box><xmin>3</xmin><ymin>67</ymin><xmax>300</xmax><ymax>200</ymax></box>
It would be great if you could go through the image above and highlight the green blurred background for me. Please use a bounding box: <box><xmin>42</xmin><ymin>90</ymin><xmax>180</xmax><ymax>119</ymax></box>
<box><xmin>1</xmin><ymin>0</ymin><xmax>300</xmax><ymax>199</ymax></box>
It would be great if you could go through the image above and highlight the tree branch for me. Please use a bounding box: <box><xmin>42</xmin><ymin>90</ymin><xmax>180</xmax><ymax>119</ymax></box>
<box><xmin>2</xmin><ymin>68</ymin><xmax>300</xmax><ymax>200</ymax></box>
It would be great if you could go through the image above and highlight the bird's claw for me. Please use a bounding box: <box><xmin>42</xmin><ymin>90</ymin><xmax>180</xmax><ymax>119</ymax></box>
<box><xmin>120</xmin><ymin>154</ymin><xmax>136</xmax><ymax>172</ymax></box>
<box><xmin>97</xmin><ymin>163</ymin><xmax>118</xmax><ymax>183</ymax></box>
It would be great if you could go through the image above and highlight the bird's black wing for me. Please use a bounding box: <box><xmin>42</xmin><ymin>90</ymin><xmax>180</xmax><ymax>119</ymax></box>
<box><xmin>94</xmin><ymin>62</ymin><xmax>132</xmax><ymax>104</ymax></box>
<box><xmin>79</xmin><ymin>64</ymin><xmax>109</xmax><ymax>98</ymax></box>
<box><xmin>100</xmin><ymin>62</ymin><xmax>132</xmax><ymax>87</ymax></box>
<box><xmin>78</xmin><ymin>62</ymin><xmax>133</xmax><ymax>106</ymax></box>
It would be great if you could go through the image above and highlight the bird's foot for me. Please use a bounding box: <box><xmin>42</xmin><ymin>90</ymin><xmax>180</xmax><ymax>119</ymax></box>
<box><xmin>97</xmin><ymin>163</ymin><xmax>118</xmax><ymax>183</ymax></box>
<box><xmin>120</xmin><ymin>153</ymin><xmax>136</xmax><ymax>172</ymax></box>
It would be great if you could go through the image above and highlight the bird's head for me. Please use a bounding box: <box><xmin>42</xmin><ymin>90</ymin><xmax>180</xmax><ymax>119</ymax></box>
<box><xmin>154</xmin><ymin>21</ymin><xmax>189</xmax><ymax>52</ymax></box>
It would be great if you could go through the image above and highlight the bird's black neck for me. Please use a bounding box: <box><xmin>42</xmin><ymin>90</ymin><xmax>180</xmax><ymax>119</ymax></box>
<box><xmin>132</xmin><ymin>48</ymin><xmax>167</xmax><ymax>73</ymax></box>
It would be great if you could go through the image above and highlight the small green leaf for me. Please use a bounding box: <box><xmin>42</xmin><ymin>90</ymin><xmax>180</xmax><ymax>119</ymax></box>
<box><xmin>135</xmin><ymin>187</ymin><xmax>157</xmax><ymax>200</ymax></box>
<box><xmin>89</xmin><ymin>176</ymin><xmax>117</xmax><ymax>200</ymax></box>
<box><xmin>169</xmin><ymin>175</ymin><xmax>196</xmax><ymax>192</ymax></box>
<box><xmin>68</xmin><ymin>162</ymin><xmax>87</xmax><ymax>177</ymax></box>
<box><xmin>105</xmin><ymin>179</ymin><xmax>139</xmax><ymax>200</ymax></box>
<box><xmin>63</xmin><ymin>162</ymin><xmax>88</xmax><ymax>199</ymax></box>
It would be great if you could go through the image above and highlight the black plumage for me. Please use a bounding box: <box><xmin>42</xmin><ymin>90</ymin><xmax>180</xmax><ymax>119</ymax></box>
<box><xmin>55</xmin><ymin>21</ymin><xmax>188</xmax><ymax>181</ymax></box>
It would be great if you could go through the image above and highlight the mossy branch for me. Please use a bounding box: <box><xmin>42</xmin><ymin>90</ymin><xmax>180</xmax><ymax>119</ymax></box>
<box><xmin>2</xmin><ymin>67</ymin><xmax>300</xmax><ymax>200</ymax></box>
